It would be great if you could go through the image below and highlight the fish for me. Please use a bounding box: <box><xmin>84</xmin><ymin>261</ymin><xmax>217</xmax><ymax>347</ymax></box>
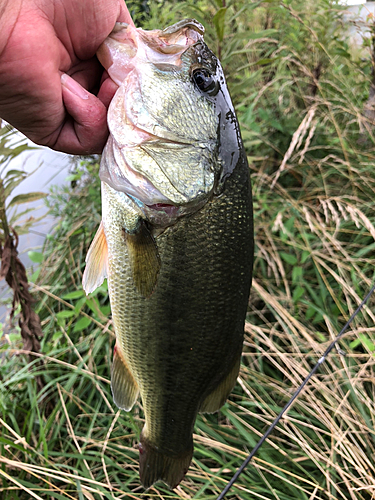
<box><xmin>82</xmin><ymin>19</ymin><xmax>253</xmax><ymax>489</ymax></box>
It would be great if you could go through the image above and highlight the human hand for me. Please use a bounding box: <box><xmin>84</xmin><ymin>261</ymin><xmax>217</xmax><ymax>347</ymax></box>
<box><xmin>0</xmin><ymin>0</ymin><xmax>133</xmax><ymax>154</ymax></box>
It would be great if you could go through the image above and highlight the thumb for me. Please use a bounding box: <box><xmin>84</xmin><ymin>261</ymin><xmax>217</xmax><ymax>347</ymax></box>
<box><xmin>58</xmin><ymin>73</ymin><xmax>109</xmax><ymax>155</ymax></box>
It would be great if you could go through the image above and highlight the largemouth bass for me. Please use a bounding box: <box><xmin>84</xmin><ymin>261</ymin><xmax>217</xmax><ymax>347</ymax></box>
<box><xmin>83</xmin><ymin>19</ymin><xmax>253</xmax><ymax>489</ymax></box>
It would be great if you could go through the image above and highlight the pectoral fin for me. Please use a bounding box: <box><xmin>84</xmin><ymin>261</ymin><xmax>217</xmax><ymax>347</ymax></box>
<box><xmin>111</xmin><ymin>342</ymin><xmax>139</xmax><ymax>411</ymax></box>
<box><xmin>199</xmin><ymin>356</ymin><xmax>241</xmax><ymax>413</ymax></box>
<box><xmin>124</xmin><ymin>219</ymin><xmax>161</xmax><ymax>297</ymax></box>
<box><xmin>82</xmin><ymin>221</ymin><xmax>108</xmax><ymax>295</ymax></box>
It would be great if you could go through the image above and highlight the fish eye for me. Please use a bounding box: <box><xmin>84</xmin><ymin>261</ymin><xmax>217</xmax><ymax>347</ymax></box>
<box><xmin>192</xmin><ymin>68</ymin><xmax>219</xmax><ymax>95</ymax></box>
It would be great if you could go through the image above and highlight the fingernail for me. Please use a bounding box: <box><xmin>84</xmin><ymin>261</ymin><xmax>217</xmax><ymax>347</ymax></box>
<box><xmin>61</xmin><ymin>73</ymin><xmax>89</xmax><ymax>100</ymax></box>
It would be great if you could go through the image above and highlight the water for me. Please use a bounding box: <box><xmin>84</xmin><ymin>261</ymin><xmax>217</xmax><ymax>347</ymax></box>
<box><xmin>345</xmin><ymin>2</ymin><xmax>375</xmax><ymax>46</ymax></box>
<box><xmin>0</xmin><ymin>135</ymin><xmax>72</xmax><ymax>320</ymax></box>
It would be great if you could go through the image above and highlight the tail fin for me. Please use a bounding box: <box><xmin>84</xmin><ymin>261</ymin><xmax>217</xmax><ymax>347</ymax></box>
<box><xmin>139</xmin><ymin>436</ymin><xmax>193</xmax><ymax>489</ymax></box>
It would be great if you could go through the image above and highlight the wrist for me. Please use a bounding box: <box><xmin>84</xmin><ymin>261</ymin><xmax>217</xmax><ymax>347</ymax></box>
<box><xmin>0</xmin><ymin>0</ymin><xmax>23</xmax><ymax>57</ymax></box>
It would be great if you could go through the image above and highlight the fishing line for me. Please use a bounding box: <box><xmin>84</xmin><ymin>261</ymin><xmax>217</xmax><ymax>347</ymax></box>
<box><xmin>217</xmin><ymin>281</ymin><xmax>375</xmax><ymax>500</ymax></box>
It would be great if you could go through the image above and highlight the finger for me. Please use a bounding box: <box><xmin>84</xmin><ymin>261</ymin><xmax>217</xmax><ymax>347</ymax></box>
<box><xmin>119</xmin><ymin>2</ymin><xmax>135</xmax><ymax>26</ymax></box>
<box><xmin>55</xmin><ymin>73</ymin><xmax>108</xmax><ymax>155</ymax></box>
<box><xmin>66</xmin><ymin>58</ymin><xmax>103</xmax><ymax>95</ymax></box>
<box><xmin>97</xmin><ymin>73</ymin><xmax>119</xmax><ymax>109</ymax></box>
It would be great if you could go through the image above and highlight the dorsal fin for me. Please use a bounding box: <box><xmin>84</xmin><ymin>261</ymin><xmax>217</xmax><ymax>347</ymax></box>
<box><xmin>82</xmin><ymin>221</ymin><xmax>108</xmax><ymax>295</ymax></box>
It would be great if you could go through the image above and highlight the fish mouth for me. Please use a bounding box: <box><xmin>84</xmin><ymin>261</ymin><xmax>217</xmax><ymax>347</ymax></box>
<box><xmin>100</xmin><ymin>136</ymin><xmax>189</xmax><ymax>228</ymax></box>
<box><xmin>97</xmin><ymin>20</ymin><xmax>205</xmax><ymax>86</ymax></box>
<box><xmin>100</xmin><ymin>134</ymin><xmax>203</xmax><ymax>220</ymax></box>
<box><xmin>100</xmin><ymin>133</ymin><xmax>209</xmax><ymax>227</ymax></box>
<box><xmin>100</xmin><ymin>135</ymin><xmax>176</xmax><ymax>205</ymax></box>
<box><xmin>98</xmin><ymin>20</ymin><xmax>215</xmax><ymax>223</ymax></box>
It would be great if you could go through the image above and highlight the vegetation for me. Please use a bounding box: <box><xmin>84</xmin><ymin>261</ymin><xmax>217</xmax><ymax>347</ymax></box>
<box><xmin>1</xmin><ymin>0</ymin><xmax>375</xmax><ymax>498</ymax></box>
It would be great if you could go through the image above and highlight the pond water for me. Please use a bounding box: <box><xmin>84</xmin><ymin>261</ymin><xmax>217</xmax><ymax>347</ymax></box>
<box><xmin>0</xmin><ymin>136</ymin><xmax>73</xmax><ymax>321</ymax></box>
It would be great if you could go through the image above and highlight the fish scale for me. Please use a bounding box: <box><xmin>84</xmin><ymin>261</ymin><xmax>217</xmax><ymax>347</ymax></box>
<box><xmin>83</xmin><ymin>19</ymin><xmax>253</xmax><ymax>489</ymax></box>
<box><xmin>102</xmin><ymin>152</ymin><xmax>252</xmax><ymax>465</ymax></box>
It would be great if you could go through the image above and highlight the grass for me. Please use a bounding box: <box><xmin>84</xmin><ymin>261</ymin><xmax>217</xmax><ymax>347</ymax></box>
<box><xmin>2</xmin><ymin>0</ymin><xmax>375</xmax><ymax>498</ymax></box>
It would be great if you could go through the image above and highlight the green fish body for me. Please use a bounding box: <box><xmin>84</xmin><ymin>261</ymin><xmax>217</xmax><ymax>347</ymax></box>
<box><xmin>83</xmin><ymin>19</ymin><xmax>253</xmax><ymax>489</ymax></box>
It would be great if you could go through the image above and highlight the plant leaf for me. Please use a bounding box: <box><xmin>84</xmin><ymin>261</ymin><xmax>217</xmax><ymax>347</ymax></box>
<box><xmin>56</xmin><ymin>310</ymin><xmax>75</xmax><ymax>319</ymax></box>
<box><xmin>73</xmin><ymin>317</ymin><xmax>92</xmax><ymax>333</ymax></box>
<box><xmin>28</xmin><ymin>251</ymin><xmax>43</xmax><ymax>263</ymax></box>
<box><xmin>213</xmin><ymin>7</ymin><xmax>227</xmax><ymax>42</ymax></box>
<box><xmin>280</xmin><ymin>252</ymin><xmax>298</xmax><ymax>265</ymax></box>
<box><xmin>62</xmin><ymin>290</ymin><xmax>86</xmax><ymax>300</ymax></box>
<box><xmin>7</xmin><ymin>192</ymin><xmax>47</xmax><ymax>207</ymax></box>
<box><xmin>3</xmin><ymin>176</ymin><xmax>28</xmax><ymax>199</ymax></box>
